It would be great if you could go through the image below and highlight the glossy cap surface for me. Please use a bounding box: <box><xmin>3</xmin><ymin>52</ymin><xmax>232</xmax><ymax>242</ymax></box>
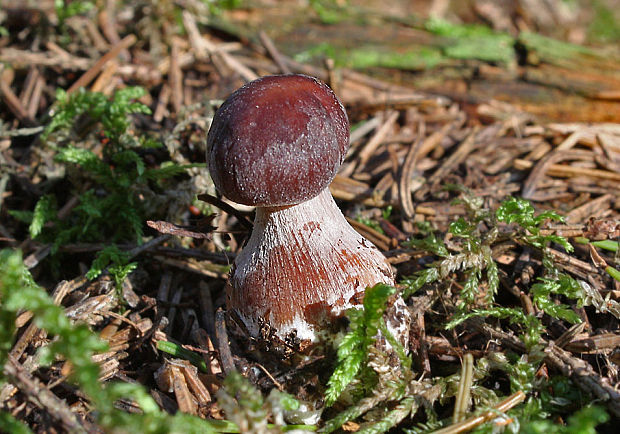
<box><xmin>207</xmin><ymin>74</ymin><xmax>349</xmax><ymax>206</ymax></box>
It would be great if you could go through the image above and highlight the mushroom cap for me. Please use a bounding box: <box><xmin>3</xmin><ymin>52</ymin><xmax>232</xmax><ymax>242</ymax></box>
<box><xmin>207</xmin><ymin>74</ymin><xmax>350</xmax><ymax>206</ymax></box>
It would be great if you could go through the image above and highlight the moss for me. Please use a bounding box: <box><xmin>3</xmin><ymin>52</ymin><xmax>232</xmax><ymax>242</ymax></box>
<box><xmin>588</xmin><ymin>0</ymin><xmax>620</xmax><ymax>42</ymax></box>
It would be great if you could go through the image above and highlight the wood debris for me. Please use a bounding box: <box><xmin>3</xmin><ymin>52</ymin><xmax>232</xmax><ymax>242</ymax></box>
<box><xmin>0</xmin><ymin>1</ymin><xmax>618</xmax><ymax>431</ymax></box>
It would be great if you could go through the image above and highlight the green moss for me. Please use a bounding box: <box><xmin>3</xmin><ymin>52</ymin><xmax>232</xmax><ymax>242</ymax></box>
<box><xmin>295</xmin><ymin>43</ymin><xmax>445</xmax><ymax>70</ymax></box>
<box><xmin>426</xmin><ymin>17</ymin><xmax>516</xmax><ymax>65</ymax></box>
<box><xmin>589</xmin><ymin>0</ymin><xmax>620</xmax><ymax>42</ymax></box>
<box><xmin>518</xmin><ymin>31</ymin><xmax>599</xmax><ymax>64</ymax></box>
<box><xmin>349</xmin><ymin>46</ymin><xmax>445</xmax><ymax>69</ymax></box>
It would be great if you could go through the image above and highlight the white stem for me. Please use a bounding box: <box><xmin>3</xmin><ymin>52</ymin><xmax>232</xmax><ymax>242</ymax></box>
<box><xmin>228</xmin><ymin>189</ymin><xmax>394</xmax><ymax>343</ymax></box>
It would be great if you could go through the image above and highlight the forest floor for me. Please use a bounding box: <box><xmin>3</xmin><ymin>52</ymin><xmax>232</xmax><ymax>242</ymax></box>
<box><xmin>0</xmin><ymin>1</ymin><xmax>619</xmax><ymax>432</ymax></box>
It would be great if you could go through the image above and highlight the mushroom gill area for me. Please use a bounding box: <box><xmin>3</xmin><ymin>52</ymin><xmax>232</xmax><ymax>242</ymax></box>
<box><xmin>227</xmin><ymin>189</ymin><xmax>394</xmax><ymax>345</ymax></box>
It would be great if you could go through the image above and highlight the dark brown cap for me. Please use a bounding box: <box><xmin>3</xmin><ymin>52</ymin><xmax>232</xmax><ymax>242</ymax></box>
<box><xmin>207</xmin><ymin>74</ymin><xmax>349</xmax><ymax>206</ymax></box>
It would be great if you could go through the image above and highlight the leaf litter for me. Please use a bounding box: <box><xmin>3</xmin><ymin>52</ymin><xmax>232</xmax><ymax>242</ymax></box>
<box><xmin>0</xmin><ymin>1</ymin><xmax>618</xmax><ymax>432</ymax></box>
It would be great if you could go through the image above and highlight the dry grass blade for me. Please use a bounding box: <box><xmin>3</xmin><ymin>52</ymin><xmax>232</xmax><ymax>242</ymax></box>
<box><xmin>398</xmin><ymin>122</ymin><xmax>428</xmax><ymax>219</ymax></box>
<box><xmin>0</xmin><ymin>48</ymin><xmax>92</xmax><ymax>70</ymax></box>
<box><xmin>434</xmin><ymin>391</ymin><xmax>526</xmax><ymax>434</ymax></box>
<box><xmin>517</xmin><ymin>157</ymin><xmax>620</xmax><ymax>197</ymax></box>
<box><xmin>356</xmin><ymin>111</ymin><xmax>399</xmax><ymax>170</ymax></box>
<box><xmin>428</xmin><ymin>127</ymin><xmax>479</xmax><ymax>187</ymax></box>
<box><xmin>346</xmin><ymin>216</ymin><xmax>392</xmax><ymax>251</ymax></box>
<box><xmin>453</xmin><ymin>353</ymin><xmax>474</xmax><ymax>423</ymax></box>
<box><xmin>67</xmin><ymin>34</ymin><xmax>137</xmax><ymax>94</ymax></box>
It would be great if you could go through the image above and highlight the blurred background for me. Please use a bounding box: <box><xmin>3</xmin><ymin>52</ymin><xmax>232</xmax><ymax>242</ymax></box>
<box><xmin>2</xmin><ymin>0</ymin><xmax>619</xmax><ymax>123</ymax></box>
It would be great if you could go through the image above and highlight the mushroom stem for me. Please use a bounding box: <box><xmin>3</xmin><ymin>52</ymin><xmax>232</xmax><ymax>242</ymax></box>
<box><xmin>228</xmin><ymin>188</ymin><xmax>394</xmax><ymax>344</ymax></box>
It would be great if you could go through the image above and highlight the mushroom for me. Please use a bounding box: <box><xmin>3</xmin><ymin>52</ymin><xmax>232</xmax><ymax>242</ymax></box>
<box><xmin>207</xmin><ymin>74</ymin><xmax>408</xmax><ymax>352</ymax></box>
